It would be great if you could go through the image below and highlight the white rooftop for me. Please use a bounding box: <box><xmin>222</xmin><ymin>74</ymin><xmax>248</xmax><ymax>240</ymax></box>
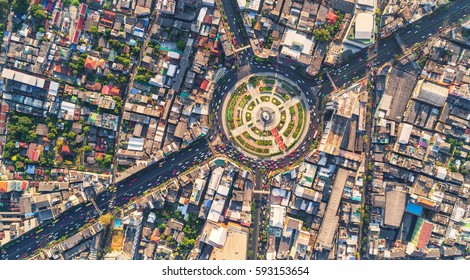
<box><xmin>270</xmin><ymin>205</ymin><xmax>286</xmax><ymax>228</ymax></box>
<box><xmin>1</xmin><ymin>68</ymin><xmax>46</xmax><ymax>88</ymax></box>
<box><xmin>281</xmin><ymin>28</ymin><xmax>315</xmax><ymax>59</ymax></box>
<box><xmin>128</xmin><ymin>137</ymin><xmax>145</xmax><ymax>151</ymax></box>
<box><xmin>398</xmin><ymin>123</ymin><xmax>413</xmax><ymax>145</ymax></box>
<box><xmin>357</xmin><ymin>0</ymin><xmax>374</xmax><ymax>7</ymax></box>
<box><xmin>355</xmin><ymin>13</ymin><xmax>374</xmax><ymax>40</ymax></box>
<box><xmin>208</xmin><ymin>226</ymin><xmax>227</xmax><ymax>247</ymax></box>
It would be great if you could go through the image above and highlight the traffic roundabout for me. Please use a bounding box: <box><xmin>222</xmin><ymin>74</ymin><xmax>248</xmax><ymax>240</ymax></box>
<box><xmin>221</xmin><ymin>73</ymin><xmax>310</xmax><ymax>160</ymax></box>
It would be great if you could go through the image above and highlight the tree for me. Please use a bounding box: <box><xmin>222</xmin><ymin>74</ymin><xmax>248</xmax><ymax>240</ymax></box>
<box><xmin>113</xmin><ymin>96</ymin><xmax>123</xmax><ymax>113</ymax></box>
<box><xmin>158</xmin><ymin>223</ymin><xmax>167</xmax><ymax>231</ymax></box>
<box><xmin>30</xmin><ymin>4</ymin><xmax>46</xmax><ymax>20</ymax></box>
<box><xmin>313</xmin><ymin>29</ymin><xmax>331</xmax><ymax>42</ymax></box>
<box><xmin>96</xmin><ymin>155</ymin><xmax>104</xmax><ymax>165</ymax></box>
<box><xmin>67</xmin><ymin>131</ymin><xmax>76</xmax><ymax>140</ymax></box>
<box><xmin>27</xmin><ymin>131</ymin><xmax>37</xmax><ymax>142</ymax></box>
<box><xmin>103</xmin><ymin>154</ymin><xmax>113</xmax><ymax>167</ymax></box>
<box><xmin>63</xmin><ymin>0</ymin><xmax>72</xmax><ymax>6</ymax></box>
<box><xmin>89</xmin><ymin>26</ymin><xmax>99</xmax><ymax>35</ymax></box>
<box><xmin>0</xmin><ymin>0</ymin><xmax>8</xmax><ymax>17</ymax></box>
<box><xmin>13</xmin><ymin>0</ymin><xmax>29</xmax><ymax>14</ymax></box>
<box><xmin>33</xmin><ymin>8</ymin><xmax>46</xmax><ymax>19</ymax></box>
<box><xmin>83</xmin><ymin>145</ymin><xmax>92</xmax><ymax>153</ymax></box>
<box><xmin>98</xmin><ymin>213</ymin><xmax>113</xmax><ymax>225</ymax></box>
<box><xmin>72</xmin><ymin>0</ymin><xmax>79</xmax><ymax>6</ymax></box>
<box><xmin>449</xmin><ymin>163</ymin><xmax>458</xmax><ymax>172</ymax></box>
<box><xmin>131</xmin><ymin>46</ymin><xmax>141</xmax><ymax>56</ymax></box>
<box><xmin>176</xmin><ymin>40</ymin><xmax>186</xmax><ymax>51</ymax></box>
<box><xmin>104</xmin><ymin>28</ymin><xmax>111</xmax><ymax>38</ymax></box>
<box><xmin>460</xmin><ymin>166</ymin><xmax>469</xmax><ymax>176</ymax></box>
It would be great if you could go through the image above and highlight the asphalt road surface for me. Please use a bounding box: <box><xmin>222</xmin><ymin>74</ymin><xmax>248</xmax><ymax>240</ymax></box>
<box><xmin>212</xmin><ymin>0</ymin><xmax>469</xmax><ymax>168</ymax></box>
<box><xmin>1</xmin><ymin>0</ymin><xmax>468</xmax><ymax>260</ymax></box>
<box><xmin>0</xmin><ymin>140</ymin><xmax>212</xmax><ymax>260</ymax></box>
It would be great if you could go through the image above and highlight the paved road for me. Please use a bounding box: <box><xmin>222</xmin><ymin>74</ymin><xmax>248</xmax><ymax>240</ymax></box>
<box><xmin>213</xmin><ymin>0</ymin><xmax>469</xmax><ymax>169</ymax></box>
<box><xmin>249</xmin><ymin>169</ymin><xmax>262</xmax><ymax>260</ymax></box>
<box><xmin>110</xmin><ymin>12</ymin><xmax>159</xmax><ymax>201</ymax></box>
<box><xmin>1</xmin><ymin>0</ymin><xmax>468</xmax><ymax>260</ymax></box>
<box><xmin>0</xmin><ymin>140</ymin><xmax>212</xmax><ymax>260</ymax></box>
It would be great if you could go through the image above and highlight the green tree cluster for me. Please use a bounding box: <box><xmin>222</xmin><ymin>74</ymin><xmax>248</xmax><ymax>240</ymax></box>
<box><xmin>13</xmin><ymin>0</ymin><xmax>29</xmax><ymax>14</ymax></box>
<box><xmin>30</xmin><ymin>4</ymin><xmax>46</xmax><ymax>20</ymax></box>
<box><xmin>313</xmin><ymin>29</ymin><xmax>331</xmax><ymax>42</ymax></box>
<box><xmin>176</xmin><ymin>40</ymin><xmax>186</xmax><ymax>51</ymax></box>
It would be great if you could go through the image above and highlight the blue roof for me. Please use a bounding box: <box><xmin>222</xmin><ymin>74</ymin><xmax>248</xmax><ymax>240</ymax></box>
<box><xmin>406</xmin><ymin>203</ymin><xmax>423</xmax><ymax>216</ymax></box>
<box><xmin>26</xmin><ymin>165</ymin><xmax>36</xmax><ymax>175</ymax></box>
<box><xmin>204</xmin><ymin>200</ymin><xmax>212</xmax><ymax>208</ymax></box>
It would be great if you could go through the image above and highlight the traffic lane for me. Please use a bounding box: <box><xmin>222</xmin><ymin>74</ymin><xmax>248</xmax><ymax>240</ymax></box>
<box><xmin>220</xmin><ymin>0</ymin><xmax>246</xmax><ymax>47</ymax></box>
<box><xmin>237</xmin><ymin>0</ymin><xmax>466</xmax><ymax>88</ymax></box>
<box><xmin>249</xmin><ymin>64</ymin><xmax>321</xmax><ymax>98</ymax></box>
<box><xmin>3</xmin><ymin>204</ymin><xmax>97</xmax><ymax>260</ymax></box>
<box><xmin>109</xmin><ymin>144</ymin><xmax>212</xmax><ymax>208</ymax></box>
<box><xmin>115</xmin><ymin>139</ymin><xmax>209</xmax><ymax>193</ymax></box>
<box><xmin>112</xmin><ymin>150</ymin><xmax>213</xmax><ymax>207</ymax></box>
<box><xmin>4</xmin><ymin>140</ymin><xmax>211</xmax><ymax>259</ymax></box>
<box><xmin>396</xmin><ymin>0</ymin><xmax>467</xmax><ymax>37</ymax></box>
<box><xmin>6</xmin><ymin>143</ymin><xmax>212</xmax><ymax>259</ymax></box>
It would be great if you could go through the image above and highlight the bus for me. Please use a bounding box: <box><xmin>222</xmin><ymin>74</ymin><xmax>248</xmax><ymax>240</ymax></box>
<box><xmin>313</xmin><ymin>130</ymin><xmax>319</xmax><ymax>139</ymax></box>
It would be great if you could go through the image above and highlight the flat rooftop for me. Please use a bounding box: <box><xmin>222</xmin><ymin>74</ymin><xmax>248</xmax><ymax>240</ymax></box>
<box><xmin>382</xmin><ymin>67</ymin><xmax>417</xmax><ymax>122</ymax></box>
<box><xmin>210</xmin><ymin>223</ymin><xmax>248</xmax><ymax>260</ymax></box>
<box><xmin>316</xmin><ymin>168</ymin><xmax>349</xmax><ymax>250</ymax></box>
<box><xmin>384</xmin><ymin>189</ymin><xmax>406</xmax><ymax>228</ymax></box>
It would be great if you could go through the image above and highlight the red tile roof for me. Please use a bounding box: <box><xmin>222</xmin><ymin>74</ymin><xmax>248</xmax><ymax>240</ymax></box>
<box><xmin>84</xmin><ymin>56</ymin><xmax>97</xmax><ymax>70</ymax></box>
<box><xmin>100</xmin><ymin>18</ymin><xmax>113</xmax><ymax>28</ymax></box>
<box><xmin>76</xmin><ymin>17</ymin><xmax>84</xmax><ymax>30</ymax></box>
<box><xmin>109</xmin><ymin>87</ymin><xmax>120</xmax><ymax>96</ymax></box>
<box><xmin>417</xmin><ymin>221</ymin><xmax>433</xmax><ymax>249</ymax></box>
<box><xmin>61</xmin><ymin>145</ymin><xmax>72</xmax><ymax>155</ymax></box>
<box><xmin>200</xmin><ymin>80</ymin><xmax>209</xmax><ymax>91</ymax></box>
<box><xmin>101</xmin><ymin>85</ymin><xmax>110</xmax><ymax>95</ymax></box>
<box><xmin>326</xmin><ymin>12</ymin><xmax>339</xmax><ymax>24</ymax></box>
<box><xmin>79</xmin><ymin>3</ymin><xmax>87</xmax><ymax>17</ymax></box>
<box><xmin>72</xmin><ymin>30</ymin><xmax>80</xmax><ymax>44</ymax></box>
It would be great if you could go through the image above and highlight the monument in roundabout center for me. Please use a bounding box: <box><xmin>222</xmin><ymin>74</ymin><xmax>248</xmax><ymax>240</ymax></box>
<box><xmin>222</xmin><ymin>74</ymin><xmax>310</xmax><ymax>160</ymax></box>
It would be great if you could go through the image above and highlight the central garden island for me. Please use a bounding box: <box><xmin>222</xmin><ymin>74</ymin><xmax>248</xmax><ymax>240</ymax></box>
<box><xmin>222</xmin><ymin>74</ymin><xmax>310</xmax><ymax>159</ymax></box>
